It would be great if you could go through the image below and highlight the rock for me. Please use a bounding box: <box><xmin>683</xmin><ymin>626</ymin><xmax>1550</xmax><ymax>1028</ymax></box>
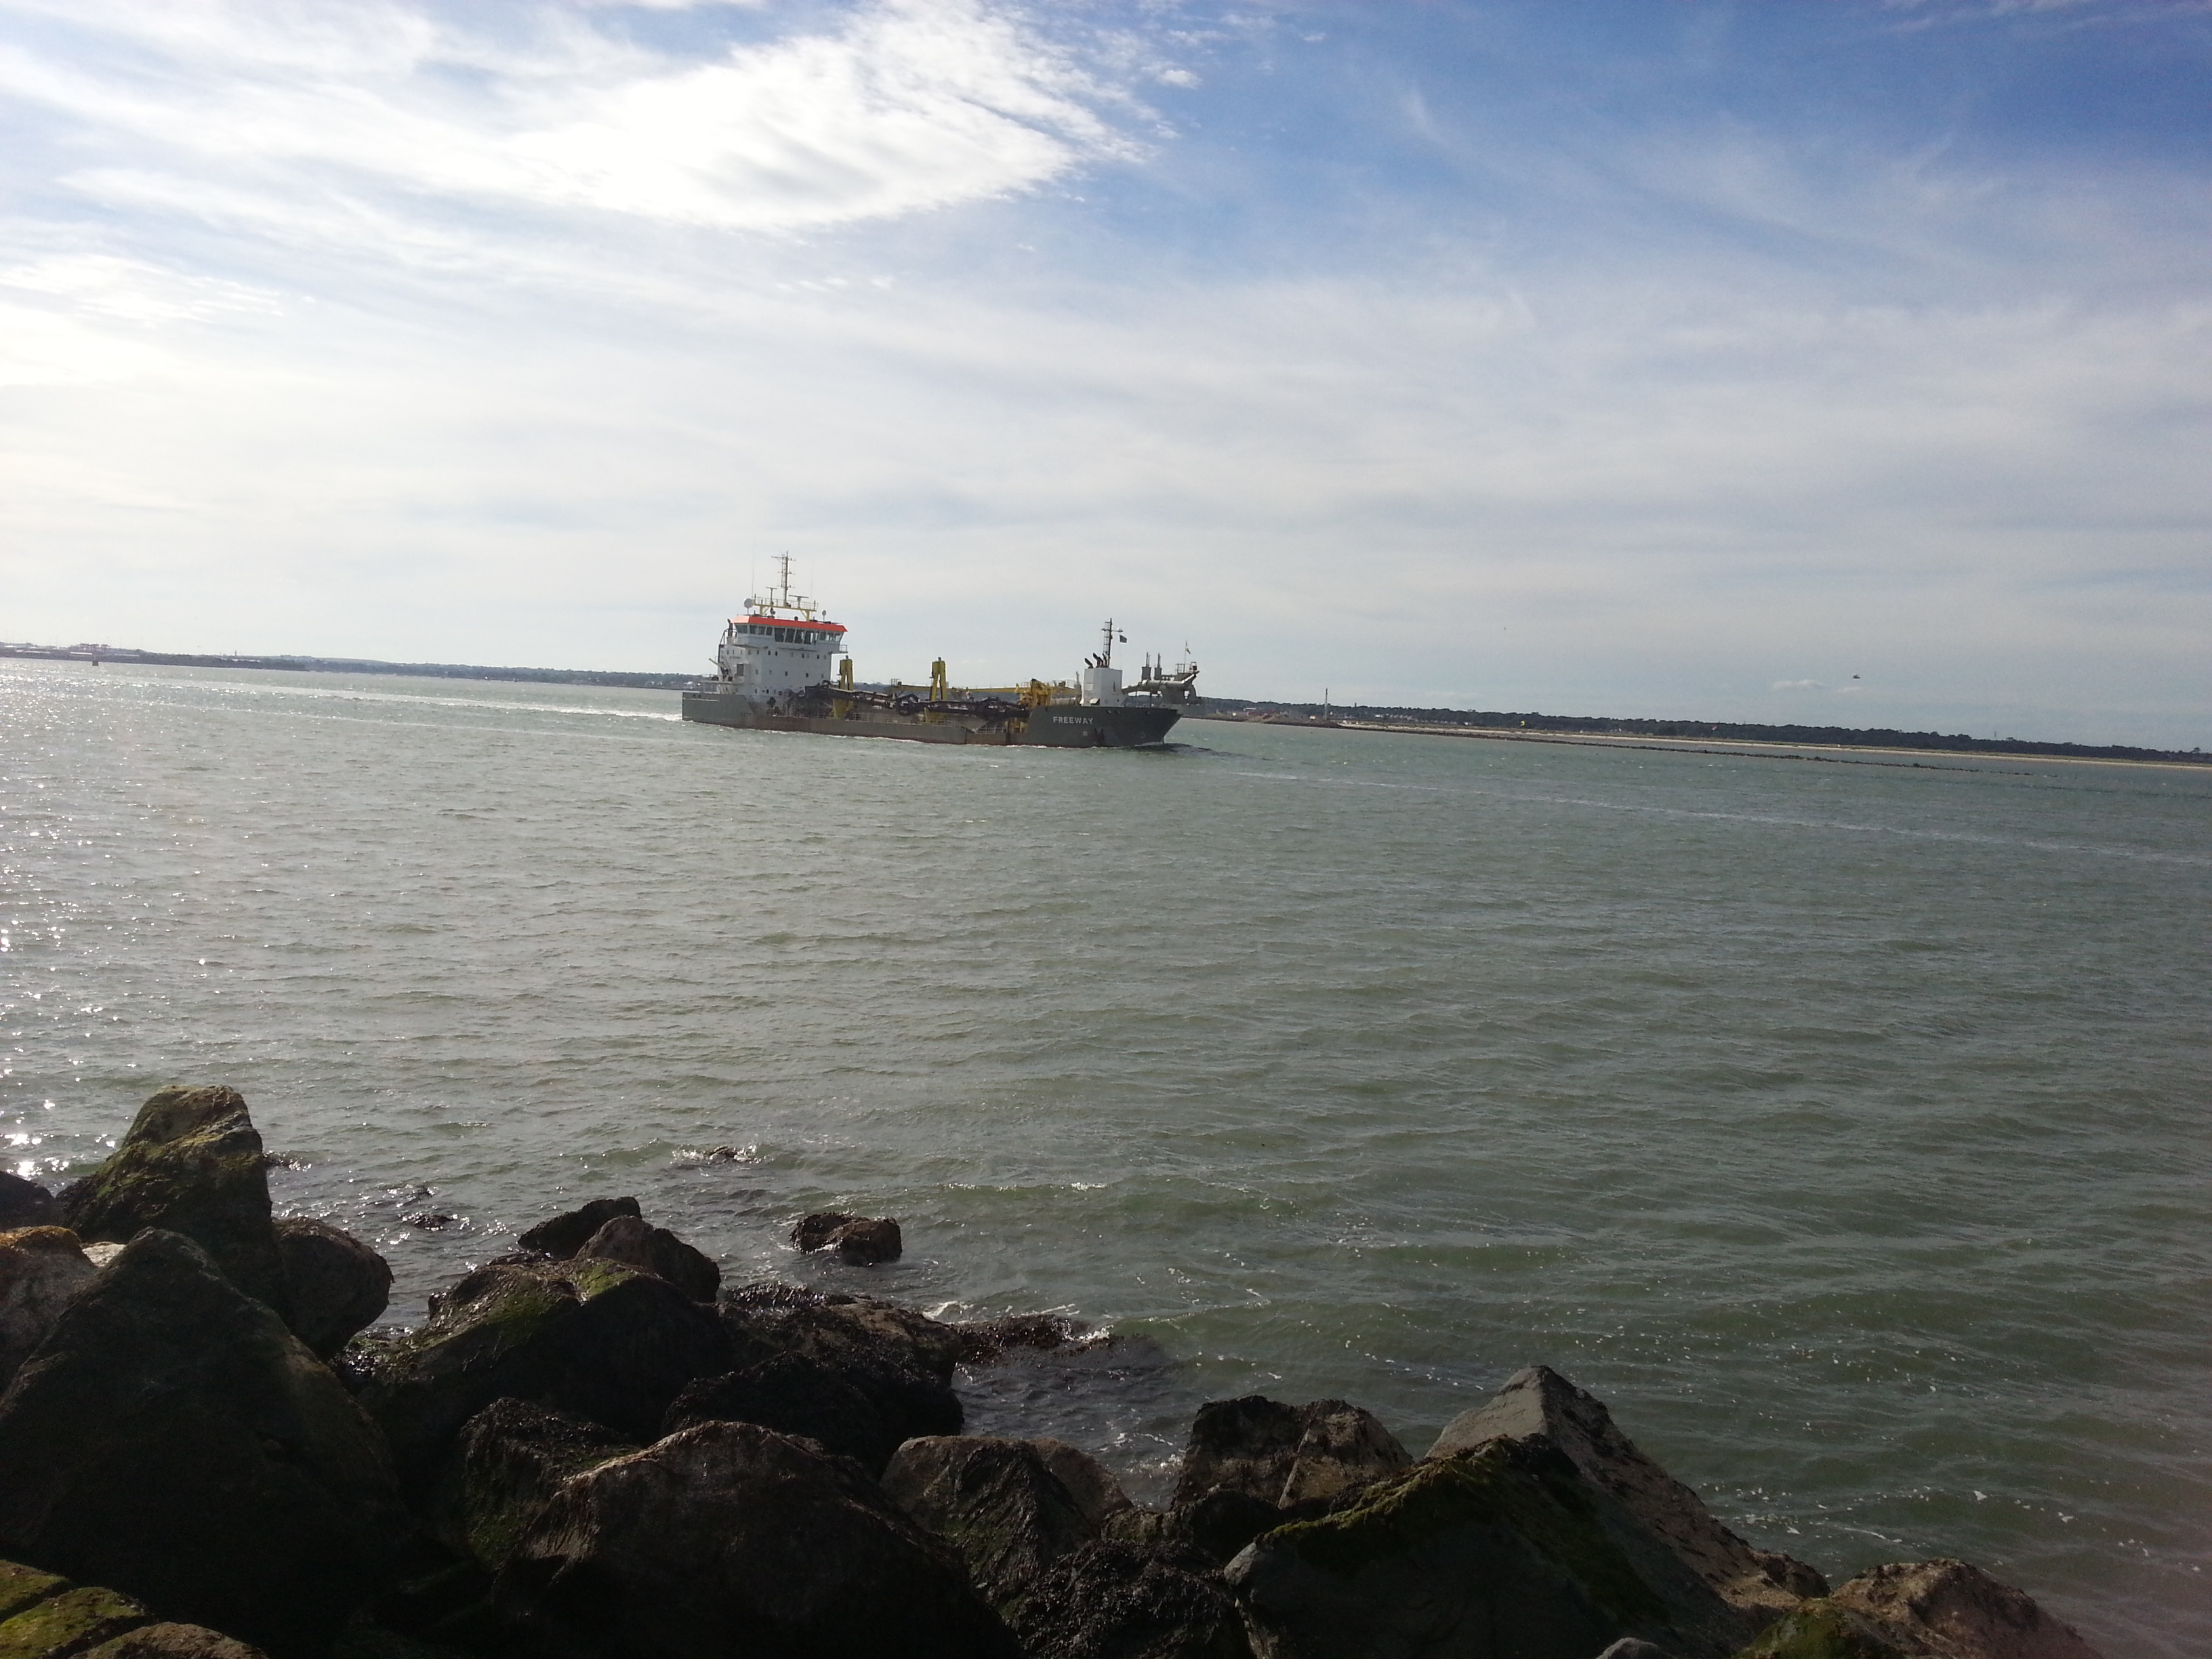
<box><xmin>359</xmin><ymin>1543</ymin><xmax>499</xmax><ymax>1655</ymax></box>
<box><xmin>722</xmin><ymin>1282</ymin><xmax>964</xmax><ymax>1379</ymax></box>
<box><xmin>952</xmin><ymin>1313</ymin><xmax>1088</xmax><ymax>1363</ymax></box>
<box><xmin>882</xmin><ymin>1437</ymin><xmax>1096</xmax><ymax>1618</ymax></box>
<box><xmin>429</xmin><ymin>1400</ymin><xmax>638</xmax><ymax>1572</ymax></box>
<box><xmin>80</xmin><ymin>1625</ymin><xmax>269</xmax><ymax>1659</ymax></box>
<box><xmin>1029</xmin><ymin>1438</ymin><xmax>1135</xmax><ymax>1530</ymax></box>
<box><xmin>0</xmin><ymin>1230</ymin><xmax>403</xmax><ymax>1659</ymax></box>
<box><xmin>1597</xmin><ymin>1642</ymin><xmax>1680</xmax><ymax>1659</ymax></box>
<box><xmin>1733</xmin><ymin>1601</ymin><xmax>1918</xmax><ymax>1659</ymax></box>
<box><xmin>356</xmin><ymin>1256</ymin><xmax>734</xmax><ymax>1492</ymax></box>
<box><xmin>661</xmin><ymin>1352</ymin><xmax>912</xmax><ymax>1475</ymax></box>
<box><xmin>0</xmin><ymin>1584</ymin><xmax>150</xmax><ymax>1659</ymax></box>
<box><xmin>1014</xmin><ymin>1540</ymin><xmax>1252</xmax><ymax>1659</ymax></box>
<box><xmin>716</xmin><ymin>1284</ymin><xmax>962</xmax><ymax>1446</ymax></box>
<box><xmin>1827</xmin><ymin>1560</ymin><xmax>2104</xmax><ymax>1659</ymax></box>
<box><xmin>1225</xmin><ymin>1435</ymin><xmax>1755</xmax><ymax>1659</ymax></box>
<box><xmin>1429</xmin><ymin>1366</ymin><xmax>1822</xmax><ymax>1621</ymax></box>
<box><xmin>515</xmin><ymin>1197</ymin><xmax>640</xmax><ymax>1259</ymax></box>
<box><xmin>0</xmin><ymin>1176</ymin><xmax>60</xmax><ymax>1232</ymax></box>
<box><xmin>0</xmin><ymin>1229</ymin><xmax>95</xmax><ymax>1389</ymax></box>
<box><xmin>1751</xmin><ymin>1551</ymin><xmax>1829</xmax><ymax>1601</ymax></box>
<box><xmin>495</xmin><ymin>1420</ymin><xmax>1021</xmax><ymax>1658</ymax></box>
<box><xmin>325</xmin><ymin>1622</ymin><xmax>472</xmax><ymax>1659</ymax></box>
<box><xmin>790</xmin><ymin>1211</ymin><xmax>860</xmax><ymax>1252</ymax></box>
<box><xmin>1111</xmin><ymin>1489</ymin><xmax>1288</xmax><ymax>1568</ymax></box>
<box><xmin>0</xmin><ymin>1563</ymin><xmax>68</xmax><ymax>1622</ymax></box>
<box><xmin>791</xmin><ymin>1211</ymin><xmax>903</xmax><ymax>1264</ymax></box>
<box><xmin>576</xmin><ymin>1214</ymin><xmax>719</xmax><ymax>1303</ymax></box>
<box><xmin>60</xmin><ymin>1088</ymin><xmax>289</xmax><ymax>1322</ymax></box>
<box><xmin>829</xmin><ymin>1216</ymin><xmax>902</xmax><ymax>1264</ymax></box>
<box><xmin>1174</xmin><ymin>1396</ymin><xmax>1410</xmax><ymax>1512</ymax></box>
<box><xmin>272</xmin><ymin>1218</ymin><xmax>391</xmax><ymax>1360</ymax></box>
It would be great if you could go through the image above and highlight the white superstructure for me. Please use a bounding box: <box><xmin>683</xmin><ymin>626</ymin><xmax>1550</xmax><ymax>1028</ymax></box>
<box><xmin>1079</xmin><ymin>619</ymin><xmax>1126</xmax><ymax>705</ymax></box>
<box><xmin>707</xmin><ymin>556</ymin><xmax>848</xmax><ymax>710</ymax></box>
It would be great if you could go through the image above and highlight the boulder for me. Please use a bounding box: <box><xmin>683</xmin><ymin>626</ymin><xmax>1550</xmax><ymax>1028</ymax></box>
<box><xmin>953</xmin><ymin>1312</ymin><xmax>1088</xmax><ymax>1363</ymax></box>
<box><xmin>1110</xmin><ymin>1490</ymin><xmax>1288</xmax><ymax>1568</ymax></box>
<box><xmin>576</xmin><ymin>1215</ymin><xmax>719</xmax><ymax>1303</ymax></box>
<box><xmin>0</xmin><ymin>1231</ymin><xmax>403</xmax><ymax>1658</ymax></box>
<box><xmin>272</xmin><ymin>1218</ymin><xmax>392</xmax><ymax>1360</ymax></box>
<box><xmin>1597</xmin><ymin>1643</ymin><xmax>1679</xmax><ymax>1659</ymax></box>
<box><xmin>515</xmin><ymin>1197</ymin><xmax>640</xmax><ymax>1259</ymax></box>
<box><xmin>495</xmin><ymin>1420</ymin><xmax>1021</xmax><ymax>1658</ymax></box>
<box><xmin>0</xmin><ymin>1176</ymin><xmax>60</xmax><ymax>1232</ymax></box>
<box><xmin>790</xmin><ymin>1211</ymin><xmax>858</xmax><ymax>1252</ymax></box>
<box><xmin>1174</xmin><ymin>1396</ymin><xmax>1410</xmax><ymax>1512</ymax></box>
<box><xmin>429</xmin><ymin>1400</ymin><xmax>638</xmax><ymax>1572</ymax></box>
<box><xmin>0</xmin><ymin>1229</ymin><xmax>95</xmax><ymax>1389</ymax></box>
<box><xmin>1014</xmin><ymin>1540</ymin><xmax>1252</xmax><ymax>1659</ymax></box>
<box><xmin>1429</xmin><ymin>1367</ymin><xmax>1823</xmax><ymax>1620</ymax></box>
<box><xmin>1827</xmin><ymin>1560</ymin><xmax>2104</xmax><ymax>1659</ymax></box>
<box><xmin>1030</xmin><ymin>1438</ymin><xmax>1136</xmax><ymax>1530</ymax></box>
<box><xmin>1734</xmin><ymin>1601</ymin><xmax>1918</xmax><ymax>1659</ymax></box>
<box><xmin>716</xmin><ymin>1284</ymin><xmax>962</xmax><ymax>1445</ymax></box>
<box><xmin>0</xmin><ymin>1563</ymin><xmax>68</xmax><ymax>1622</ymax></box>
<box><xmin>0</xmin><ymin>1583</ymin><xmax>150</xmax><ymax>1658</ymax></box>
<box><xmin>882</xmin><ymin>1437</ymin><xmax>1096</xmax><ymax>1617</ymax></box>
<box><xmin>60</xmin><ymin>1088</ymin><xmax>289</xmax><ymax>1321</ymax></box>
<box><xmin>791</xmin><ymin>1212</ymin><xmax>903</xmax><ymax>1265</ymax></box>
<box><xmin>81</xmin><ymin>1625</ymin><xmax>269</xmax><ymax>1659</ymax></box>
<box><xmin>723</xmin><ymin>1282</ymin><xmax>964</xmax><ymax>1378</ymax></box>
<box><xmin>1225</xmin><ymin>1436</ymin><xmax>1755</xmax><ymax>1659</ymax></box>
<box><xmin>356</xmin><ymin>1256</ymin><xmax>734</xmax><ymax>1492</ymax></box>
<box><xmin>661</xmin><ymin>1353</ymin><xmax>912</xmax><ymax>1475</ymax></box>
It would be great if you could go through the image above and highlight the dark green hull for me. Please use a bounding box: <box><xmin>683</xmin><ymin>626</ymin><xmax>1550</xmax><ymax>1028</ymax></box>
<box><xmin>680</xmin><ymin>692</ymin><xmax>1180</xmax><ymax>747</ymax></box>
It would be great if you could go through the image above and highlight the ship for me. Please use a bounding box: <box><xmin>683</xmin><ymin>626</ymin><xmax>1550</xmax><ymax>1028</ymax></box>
<box><xmin>680</xmin><ymin>560</ymin><xmax>1199</xmax><ymax>747</ymax></box>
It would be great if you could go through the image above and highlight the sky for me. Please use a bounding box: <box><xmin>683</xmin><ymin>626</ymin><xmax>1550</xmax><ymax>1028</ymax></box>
<box><xmin>2</xmin><ymin>1</ymin><xmax>2209</xmax><ymax>745</ymax></box>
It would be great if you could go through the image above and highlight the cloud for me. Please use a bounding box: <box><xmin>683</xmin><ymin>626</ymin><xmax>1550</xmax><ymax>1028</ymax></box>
<box><xmin>0</xmin><ymin>0</ymin><xmax>1141</xmax><ymax>234</ymax></box>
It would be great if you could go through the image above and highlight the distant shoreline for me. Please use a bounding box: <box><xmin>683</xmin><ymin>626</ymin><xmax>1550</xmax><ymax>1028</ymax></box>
<box><xmin>6</xmin><ymin>641</ymin><xmax>2200</xmax><ymax>768</ymax></box>
<box><xmin>1185</xmin><ymin>714</ymin><xmax>2205</xmax><ymax>773</ymax></box>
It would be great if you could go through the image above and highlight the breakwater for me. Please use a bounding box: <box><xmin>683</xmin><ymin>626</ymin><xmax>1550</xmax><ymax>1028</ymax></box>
<box><xmin>0</xmin><ymin>1086</ymin><xmax>2110</xmax><ymax>1659</ymax></box>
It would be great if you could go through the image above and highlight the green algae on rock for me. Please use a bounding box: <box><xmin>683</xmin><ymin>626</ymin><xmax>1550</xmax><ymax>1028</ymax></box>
<box><xmin>60</xmin><ymin>1088</ymin><xmax>289</xmax><ymax>1324</ymax></box>
<box><xmin>1229</xmin><ymin>1436</ymin><xmax>1753</xmax><ymax>1659</ymax></box>
<box><xmin>428</xmin><ymin>1400</ymin><xmax>639</xmax><ymax>1573</ymax></box>
<box><xmin>495</xmin><ymin>1421</ymin><xmax>1021</xmax><ymax>1659</ymax></box>
<box><xmin>0</xmin><ymin>1583</ymin><xmax>150</xmax><ymax>1659</ymax></box>
<box><xmin>1734</xmin><ymin>1601</ymin><xmax>1917</xmax><ymax>1659</ymax></box>
<box><xmin>882</xmin><ymin>1437</ymin><xmax>1097</xmax><ymax>1620</ymax></box>
<box><xmin>0</xmin><ymin>1231</ymin><xmax>402</xmax><ymax>1659</ymax></box>
<box><xmin>356</xmin><ymin>1256</ymin><xmax>733</xmax><ymax>1492</ymax></box>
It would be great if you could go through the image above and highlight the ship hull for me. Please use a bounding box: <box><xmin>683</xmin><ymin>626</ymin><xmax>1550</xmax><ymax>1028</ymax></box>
<box><xmin>680</xmin><ymin>692</ymin><xmax>1180</xmax><ymax>747</ymax></box>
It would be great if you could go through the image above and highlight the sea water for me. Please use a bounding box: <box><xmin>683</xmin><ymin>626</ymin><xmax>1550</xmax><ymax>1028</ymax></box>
<box><xmin>3</xmin><ymin>659</ymin><xmax>2207</xmax><ymax>1657</ymax></box>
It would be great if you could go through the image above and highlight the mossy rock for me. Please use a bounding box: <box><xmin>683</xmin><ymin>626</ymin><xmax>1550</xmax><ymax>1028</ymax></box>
<box><xmin>0</xmin><ymin>1563</ymin><xmax>67</xmax><ymax>1623</ymax></box>
<box><xmin>0</xmin><ymin>1584</ymin><xmax>148</xmax><ymax>1659</ymax></box>
<box><xmin>78</xmin><ymin>1626</ymin><xmax>268</xmax><ymax>1659</ymax></box>
<box><xmin>61</xmin><ymin>1088</ymin><xmax>288</xmax><ymax>1322</ymax></box>
<box><xmin>0</xmin><ymin>1231</ymin><xmax>403</xmax><ymax>1659</ymax></box>
<box><xmin>427</xmin><ymin>1400</ymin><xmax>638</xmax><ymax>1572</ymax></box>
<box><xmin>1733</xmin><ymin>1601</ymin><xmax>1914</xmax><ymax>1659</ymax></box>
<box><xmin>359</xmin><ymin>1258</ymin><xmax>733</xmax><ymax>1491</ymax></box>
<box><xmin>1229</xmin><ymin>1438</ymin><xmax>1752</xmax><ymax>1659</ymax></box>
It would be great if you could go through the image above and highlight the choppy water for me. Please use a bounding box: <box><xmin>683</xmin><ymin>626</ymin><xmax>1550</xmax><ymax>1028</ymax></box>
<box><xmin>3</xmin><ymin>659</ymin><xmax>2207</xmax><ymax>1656</ymax></box>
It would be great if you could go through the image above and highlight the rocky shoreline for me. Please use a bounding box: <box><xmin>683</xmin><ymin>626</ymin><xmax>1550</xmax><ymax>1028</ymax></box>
<box><xmin>0</xmin><ymin>1086</ymin><xmax>2105</xmax><ymax>1659</ymax></box>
